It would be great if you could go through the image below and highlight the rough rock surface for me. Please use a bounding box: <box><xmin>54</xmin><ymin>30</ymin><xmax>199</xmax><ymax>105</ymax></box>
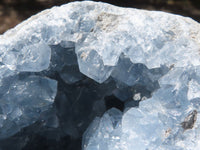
<box><xmin>0</xmin><ymin>1</ymin><xmax>200</xmax><ymax>150</ymax></box>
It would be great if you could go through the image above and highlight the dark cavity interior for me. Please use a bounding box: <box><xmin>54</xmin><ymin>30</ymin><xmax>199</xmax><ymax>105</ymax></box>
<box><xmin>0</xmin><ymin>43</ymin><xmax>161</xmax><ymax>150</ymax></box>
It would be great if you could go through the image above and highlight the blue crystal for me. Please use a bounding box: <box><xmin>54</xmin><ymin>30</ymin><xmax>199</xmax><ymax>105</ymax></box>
<box><xmin>0</xmin><ymin>1</ymin><xmax>200</xmax><ymax>150</ymax></box>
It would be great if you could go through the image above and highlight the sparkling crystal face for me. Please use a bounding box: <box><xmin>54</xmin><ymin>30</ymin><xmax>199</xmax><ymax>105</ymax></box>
<box><xmin>0</xmin><ymin>1</ymin><xmax>200</xmax><ymax>150</ymax></box>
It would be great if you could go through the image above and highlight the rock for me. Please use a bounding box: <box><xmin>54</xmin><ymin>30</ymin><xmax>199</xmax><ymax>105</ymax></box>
<box><xmin>0</xmin><ymin>1</ymin><xmax>200</xmax><ymax>150</ymax></box>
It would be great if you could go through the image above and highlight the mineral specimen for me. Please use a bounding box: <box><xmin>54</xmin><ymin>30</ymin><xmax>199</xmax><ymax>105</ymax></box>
<box><xmin>0</xmin><ymin>1</ymin><xmax>200</xmax><ymax>150</ymax></box>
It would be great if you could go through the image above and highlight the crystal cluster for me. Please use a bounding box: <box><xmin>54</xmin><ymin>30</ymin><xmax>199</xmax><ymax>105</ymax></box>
<box><xmin>0</xmin><ymin>1</ymin><xmax>200</xmax><ymax>150</ymax></box>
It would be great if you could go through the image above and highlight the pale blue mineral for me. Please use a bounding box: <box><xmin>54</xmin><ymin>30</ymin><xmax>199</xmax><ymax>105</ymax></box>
<box><xmin>0</xmin><ymin>1</ymin><xmax>200</xmax><ymax>150</ymax></box>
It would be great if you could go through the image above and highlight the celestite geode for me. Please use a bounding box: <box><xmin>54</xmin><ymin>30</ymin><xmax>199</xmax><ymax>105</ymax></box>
<box><xmin>0</xmin><ymin>1</ymin><xmax>200</xmax><ymax>150</ymax></box>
